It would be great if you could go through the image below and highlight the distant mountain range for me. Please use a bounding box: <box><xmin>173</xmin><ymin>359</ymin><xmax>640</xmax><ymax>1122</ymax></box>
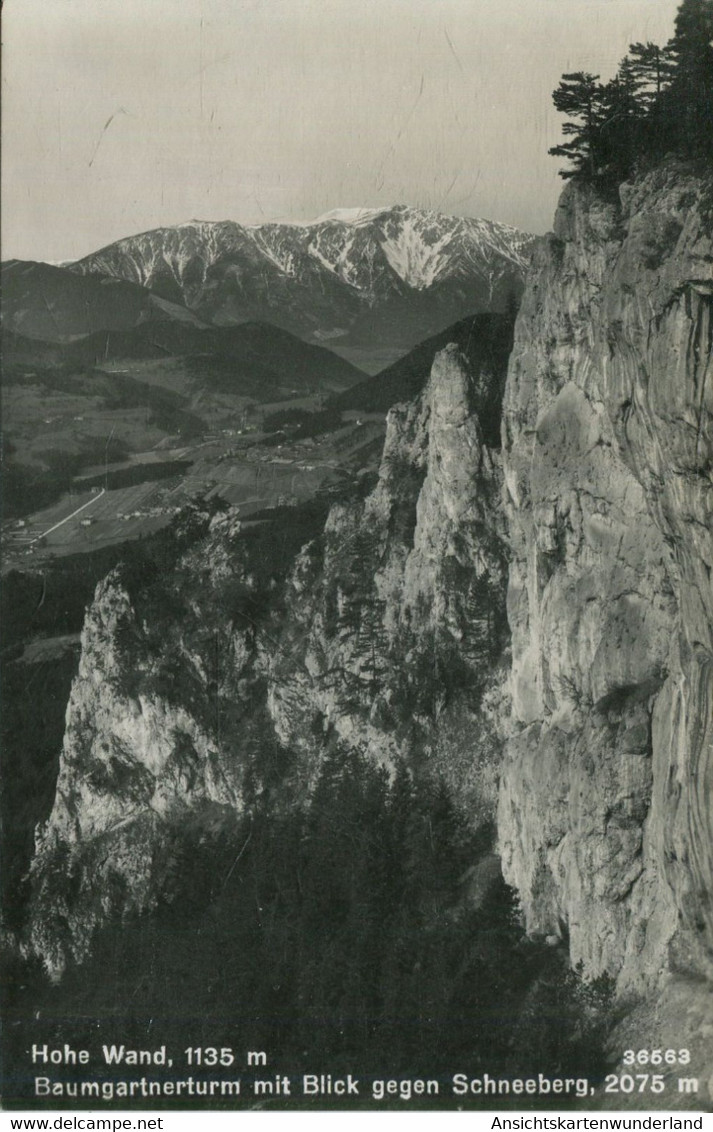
<box><xmin>1</xmin><ymin>260</ymin><xmax>363</xmax><ymax>395</ymax></box>
<box><xmin>1</xmin><ymin>259</ymin><xmax>188</xmax><ymax>342</ymax></box>
<box><xmin>68</xmin><ymin>205</ymin><xmax>535</xmax><ymax>367</ymax></box>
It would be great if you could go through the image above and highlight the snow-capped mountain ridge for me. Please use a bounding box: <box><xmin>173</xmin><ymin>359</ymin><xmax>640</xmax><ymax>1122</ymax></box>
<box><xmin>72</xmin><ymin>206</ymin><xmax>535</xmax><ymax>360</ymax></box>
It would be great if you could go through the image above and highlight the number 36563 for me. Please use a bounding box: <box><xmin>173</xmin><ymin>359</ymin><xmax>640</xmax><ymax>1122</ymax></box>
<box><xmin>622</xmin><ymin>1049</ymin><xmax>690</xmax><ymax>1066</ymax></box>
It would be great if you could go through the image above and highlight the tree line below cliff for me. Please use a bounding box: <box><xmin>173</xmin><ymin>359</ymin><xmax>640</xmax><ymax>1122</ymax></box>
<box><xmin>4</xmin><ymin>745</ymin><xmax>613</xmax><ymax>1109</ymax></box>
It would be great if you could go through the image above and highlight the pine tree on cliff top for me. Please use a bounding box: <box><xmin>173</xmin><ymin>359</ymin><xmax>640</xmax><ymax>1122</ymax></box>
<box><xmin>662</xmin><ymin>0</ymin><xmax>713</xmax><ymax>154</ymax></box>
<box><xmin>597</xmin><ymin>59</ymin><xmax>644</xmax><ymax>179</ymax></box>
<box><xmin>627</xmin><ymin>41</ymin><xmax>677</xmax><ymax>107</ymax></box>
<box><xmin>674</xmin><ymin>0</ymin><xmax>713</xmax><ymax>54</ymax></box>
<box><xmin>548</xmin><ymin>72</ymin><xmax>603</xmax><ymax>179</ymax></box>
<box><xmin>550</xmin><ymin>0</ymin><xmax>713</xmax><ymax>180</ymax></box>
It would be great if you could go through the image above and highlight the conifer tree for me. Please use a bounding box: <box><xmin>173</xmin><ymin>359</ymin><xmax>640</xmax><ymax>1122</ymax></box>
<box><xmin>549</xmin><ymin>0</ymin><xmax>713</xmax><ymax>179</ymax></box>
<box><xmin>548</xmin><ymin>72</ymin><xmax>604</xmax><ymax>178</ymax></box>
<box><xmin>673</xmin><ymin>0</ymin><xmax>713</xmax><ymax>54</ymax></box>
<box><xmin>665</xmin><ymin>0</ymin><xmax>713</xmax><ymax>153</ymax></box>
<box><xmin>627</xmin><ymin>41</ymin><xmax>677</xmax><ymax>106</ymax></box>
<box><xmin>597</xmin><ymin>60</ymin><xmax>642</xmax><ymax>178</ymax></box>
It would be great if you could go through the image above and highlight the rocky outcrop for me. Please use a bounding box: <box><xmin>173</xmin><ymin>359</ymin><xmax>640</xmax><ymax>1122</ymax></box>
<box><xmin>266</xmin><ymin>343</ymin><xmax>508</xmax><ymax>815</ymax></box>
<box><xmin>498</xmin><ymin>164</ymin><xmax>712</xmax><ymax>1002</ymax></box>
<box><xmin>28</xmin><ymin>510</ymin><xmax>253</xmax><ymax>979</ymax></box>
<box><xmin>27</xmin><ymin>346</ymin><xmax>509</xmax><ymax>977</ymax></box>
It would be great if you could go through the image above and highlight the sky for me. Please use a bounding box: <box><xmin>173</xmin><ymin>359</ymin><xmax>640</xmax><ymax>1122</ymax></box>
<box><xmin>2</xmin><ymin>0</ymin><xmax>678</xmax><ymax>262</ymax></box>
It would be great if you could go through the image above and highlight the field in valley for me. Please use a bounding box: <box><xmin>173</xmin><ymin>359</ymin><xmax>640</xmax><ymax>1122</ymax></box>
<box><xmin>2</xmin><ymin>413</ymin><xmax>386</xmax><ymax>571</ymax></box>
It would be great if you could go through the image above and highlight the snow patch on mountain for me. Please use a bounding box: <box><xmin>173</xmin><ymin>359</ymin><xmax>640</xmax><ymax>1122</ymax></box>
<box><xmin>381</xmin><ymin>221</ymin><xmax>455</xmax><ymax>290</ymax></box>
<box><xmin>247</xmin><ymin>230</ymin><xmax>298</xmax><ymax>277</ymax></box>
<box><xmin>310</xmin><ymin>206</ymin><xmax>390</xmax><ymax>226</ymax></box>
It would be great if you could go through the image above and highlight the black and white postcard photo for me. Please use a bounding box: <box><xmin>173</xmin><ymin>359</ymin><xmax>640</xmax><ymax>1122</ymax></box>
<box><xmin>1</xmin><ymin>0</ymin><xmax>711</xmax><ymax>1118</ymax></box>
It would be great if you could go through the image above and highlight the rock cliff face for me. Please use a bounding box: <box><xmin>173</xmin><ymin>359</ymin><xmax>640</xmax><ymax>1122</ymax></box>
<box><xmin>28</xmin><ymin>512</ymin><xmax>251</xmax><ymax>978</ymax></box>
<box><xmin>28</xmin><ymin>344</ymin><xmax>508</xmax><ymax>977</ymax></box>
<box><xmin>267</xmin><ymin>343</ymin><xmax>508</xmax><ymax>799</ymax></box>
<box><xmin>498</xmin><ymin>164</ymin><xmax>712</xmax><ymax>1002</ymax></box>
